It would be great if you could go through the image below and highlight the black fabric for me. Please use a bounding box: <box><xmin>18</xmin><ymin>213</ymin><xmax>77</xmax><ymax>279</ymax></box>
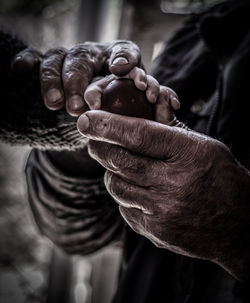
<box><xmin>25</xmin><ymin>148</ymin><xmax>124</xmax><ymax>253</ymax></box>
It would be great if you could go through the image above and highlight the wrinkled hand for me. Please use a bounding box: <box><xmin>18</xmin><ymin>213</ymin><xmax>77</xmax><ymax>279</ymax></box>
<box><xmin>77</xmin><ymin>110</ymin><xmax>250</xmax><ymax>281</ymax></box>
<box><xmin>12</xmin><ymin>41</ymin><xmax>142</xmax><ymax>116</ymax></box>
<box><xmin>84</xmin><ymin>71</ymin><xmax>180</xmax><ymax>124</ymax></box>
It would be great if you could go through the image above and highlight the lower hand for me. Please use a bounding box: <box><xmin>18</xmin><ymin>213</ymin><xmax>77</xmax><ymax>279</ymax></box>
<box><xmin>77</xmin><ymin>110</ymin><xmax>250</xmax><ymax>281</ymax></box>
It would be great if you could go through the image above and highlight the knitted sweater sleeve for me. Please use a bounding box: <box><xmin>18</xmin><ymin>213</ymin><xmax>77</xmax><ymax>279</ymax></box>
<box><xmin>0</xmin><ymin>28</ymin><xmax>85</xmax><ymax>150</ymax></box>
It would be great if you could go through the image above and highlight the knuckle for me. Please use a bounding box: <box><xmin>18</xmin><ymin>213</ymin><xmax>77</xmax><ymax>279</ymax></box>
<box><xmin>108</xmin><ymin>146</ymin><xmax>126</xmax><ymax>172</ymax></box>
<box><xmin>131</xmin><ymin>121</ymin><xmax>150</xmax><ymax>153</ymax></box>
<box><xmin>104</xmin><ymin>171</ymin><xmax>119</xmax><ymax>197</ymax></box>
<box><xmin>66</xmin><ymin>45</ymin><xmax>95</xmax><ymax>73</ymax></box>
<box><xmin>63</xmin><ymin>67</ymin><xmax>89</xmax><ymax>91</ymax></box>
<box><xmin>112</xmin><ymin>40</ymin><xmax>139</xmax><ymax>52</ymax></box>
<box><xmin>44</xmin><ymin>47</ymin><xmax>67</xmax><ymax>58</ymax></box>
<box><xmin>40</xmin><ymin>51</ymin><xmax>66</xmax><ymax>86</ymax></box>
<box><xmin>69</xmin><ymin>44</ymin><xmax>91</xmax><ymax>57</ymax></box>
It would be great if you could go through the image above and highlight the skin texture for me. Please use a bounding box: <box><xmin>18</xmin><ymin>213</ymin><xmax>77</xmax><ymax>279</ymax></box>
<box><xmin>12</xmin><ymin>41</ymin><xmax>143</xmax><ymax>116</ymax></box>
<box><xmin>11</xmin><ymin>42</ymin><xmax>180</xmax><ymax>256</ymax></box>
<box><xmin>84</xmin><ymin>71</ymin><xmax>180</xmax><ymax>125</ymax></box>
<box><xmin>77</xmin><ymin>110</ymin><xmax>250</xmax><ymax>281</ymax></box>
<box><xmin>13</xmin><ymin>41</ymin><xmax>250</xmax><ymax>282</ymax></box>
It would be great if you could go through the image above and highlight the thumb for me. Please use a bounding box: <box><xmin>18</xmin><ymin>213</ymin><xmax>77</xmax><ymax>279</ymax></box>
<box><xmin>77</xmin><ymin>110</ymin><xmax>190</xmax><ymax>159</ymax></box>
<box><xmin>108</xmin><ymin>40</ymin><xmax>143</xmax><ymax>76</ymax></box>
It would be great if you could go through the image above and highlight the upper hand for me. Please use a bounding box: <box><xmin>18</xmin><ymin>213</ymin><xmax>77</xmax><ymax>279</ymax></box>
<box><xmin>77</xmin><ymin>110</ymin><xmax>250</xmax><ymax>281</ymax></box>
<box><xmin>12</xmin><ymin>41</ymin><xmax>142</xmax><ymax>116</ymax></box>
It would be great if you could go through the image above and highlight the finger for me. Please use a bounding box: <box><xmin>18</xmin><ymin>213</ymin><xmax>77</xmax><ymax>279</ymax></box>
<box><xmin>145</xmin><ymin>75</ymin><xmax>160</xmax><ymax>103</ymax></box>
<box><xmin>166</xmin><ymin>87</ymin><xmax>180</xmax><ymax>110</ymax></box>
<box><xmin>40</xmin><ymin>47</ymin><xmax>67</xmax><ymax>110</ymax></box>
<box><xmin>155</xmin><ymin>86</ymin><xmax>179</xmax><ymax>125</ymax></box>
<box><xmin>108</xmin><ymin>40</ymin><xmax>142</xmax><ymax>76</ymax></box>
<box><xmin>119</xmin><ymin>206</ymin><xmax>149</xmax><ymax>237</ymax></box>
<box><xmin>84</xmin><ymin>75</ymin><xmax>116</xmax><ymax>110</ymax></box>
<box><xmin>119</xmin><ymin>206</ymin><xmax>166</xmax><ymax>249</ymax></box>
<box><xmin>77</xmin><ymin>110</ymin><xmax>190</xmax><ymax>159</ymax></box>
<box><xmin>62</xmin><ymin>45</ymin><xmax>95</xmax><ymax>116</ymax></box>
<box><xmin>104</xmin><ymin>171</ymin><xmax>154</xmax><ymax>214</ymax></box>
<box><xmin>11</xmin><ymin>48</ymin><xmax>43</xmax><ymax>75</ymax></box>
<box><xmin>127</xmin><ymin>67</ymin><xmax>147</xmax><ymax>91</ymax></box>
<box><xmin>88</xmin><ymin>140</ymin><xmax>156</xmax><ymax>187</ymax></box>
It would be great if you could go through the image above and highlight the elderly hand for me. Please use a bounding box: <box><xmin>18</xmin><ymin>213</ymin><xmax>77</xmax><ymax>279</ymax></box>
<box><xmin>12</xmin><ymin>41</ymin><xmax>142</xmax><ymax>116</ymax></box>
<box><xmin>84</xmin><ymin>71</ymin><xmax>180</xmax><ymax>124</ymax></box>
<box><xmin>77</xmin><ymin>110</ymin><xmax>250</xmax><ymax>281</ymax></box>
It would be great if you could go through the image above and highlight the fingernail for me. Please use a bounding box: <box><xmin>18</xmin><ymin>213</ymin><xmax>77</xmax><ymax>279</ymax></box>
<box><xmin>14</xmin><ymin>55</ymin><xmax>22</xmax><ymax>61</ymax></box>
<box><xmin>77</xmin><ymin>114</ymin><xmax>89</xmax><ymax>132</ymax></box>
<box><xmin>112</xmin><ymin>57</ymin><xmax>128</xmax><ymax>66</ymax></box>
<box><xmin>69</xmin><ymin>95</ymin><xmax>85</xmax><ymax>112</ymax></box>
<box><xmin>46</xmin><ymin>88</ymin><xmax>62</xmax><ymax>104</ymax></box>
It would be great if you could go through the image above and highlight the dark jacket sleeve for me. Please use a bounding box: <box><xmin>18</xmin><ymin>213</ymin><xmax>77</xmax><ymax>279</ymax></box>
<box><xmin>0</xmin><ymin>28</ymin><xmax>85</xmax><ymax>150</ymax></box>
<box><xmin>25</xmin><ymin>147</ymin><xmax>124</xmax><ymax>255</ymax></box>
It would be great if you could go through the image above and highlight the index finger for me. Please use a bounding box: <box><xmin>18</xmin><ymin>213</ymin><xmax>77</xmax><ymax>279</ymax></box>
<box><xmin>77</xmin><ymin>110</ymin><xmax>190</xmax><ymax>159</ymax></box>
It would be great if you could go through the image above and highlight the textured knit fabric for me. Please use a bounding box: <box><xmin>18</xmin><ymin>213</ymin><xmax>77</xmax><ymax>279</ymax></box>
<box><xmin>0</xmin><ymin>28</ymin><xmax>85</xmax><ymax>150</ymax></box>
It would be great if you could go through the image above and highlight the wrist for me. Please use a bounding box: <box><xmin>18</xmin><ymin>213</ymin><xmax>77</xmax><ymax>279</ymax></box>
<box><xmin>213</xmin><ymin>161</ymin><xmax>250</xmax><ymax>281</ymax></box>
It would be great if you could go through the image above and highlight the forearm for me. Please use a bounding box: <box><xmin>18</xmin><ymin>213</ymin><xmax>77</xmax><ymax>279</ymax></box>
<box><xmin>0</xmin><ymin>28</ymin><xmax>84</xmax><ymax>150</ymax></box>
<box><xmin>212</xmin><ymin>158</ymin><xmax>250</xmax><ymax>281</ymax></box>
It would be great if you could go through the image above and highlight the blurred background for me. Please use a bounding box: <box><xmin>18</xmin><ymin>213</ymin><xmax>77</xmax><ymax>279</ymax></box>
<box><xmin>0</xmin><ymin>0</ymin><xmax>220</xmax><ymax>302</ymax></box>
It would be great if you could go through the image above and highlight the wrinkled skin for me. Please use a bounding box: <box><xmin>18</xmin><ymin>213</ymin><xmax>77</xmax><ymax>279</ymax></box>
<box><xmin>14</xmin><ymin>41</ymin><xmax>250</xmax><ymax>282</ymax></box>
<box><xmin>12</xmin><ymin>41</ymin><xmax>180</xmax><ymax>255</ymax></box>
<box><xmin>77</xmin><ymin>110</ymin><xmax>250</xmax><ymax>281</ymax></box>
<box><xmin>12</xmin><ymin>41</ymin><xmax>179</xmax><ymax>118</ymax></box>
<box><xmin>12</xmin><ymin>41</ymin><xmax>144</xmax><ymax>116</ymax></box>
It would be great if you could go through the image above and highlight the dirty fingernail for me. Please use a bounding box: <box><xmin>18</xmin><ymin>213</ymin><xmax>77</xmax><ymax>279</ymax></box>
<box><xmin>46</xmin><ymin>88</ymin><xmax>63</xmax><ymax>104</ymax></box>
<box><xmin>77</xmin><ymin>114</ymin><xmax>90</xmax><ymax>132</ymax></box>
<box><xmin>68</xmin><ymin>95</ymin><xmax>85</xmax><ymax>113</ymax></box>
<box><xmin>112</xmin><ymin>57</ymin><xmax>129</xmax><ymax>66</ymax></box>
